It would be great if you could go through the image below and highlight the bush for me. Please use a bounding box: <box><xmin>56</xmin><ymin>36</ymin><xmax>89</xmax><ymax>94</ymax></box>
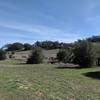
<box><xmin>73</xmin><ymin>40</ymin><xmax>96</xmax><ymax>67</ymax></box>
<box><xmin>0</xmin><ymin>50</ymin><xmax>6</xmax><ymax>60</ymax></box>
<box><xmin>27</xmin><ymin>47</ymin><xmax>43</xmax><ymax>64</ymax></box>
<box><xmin>57</xmin><ymin>48</ymin><xmax>73</xmax><ymax>63</ymax></box>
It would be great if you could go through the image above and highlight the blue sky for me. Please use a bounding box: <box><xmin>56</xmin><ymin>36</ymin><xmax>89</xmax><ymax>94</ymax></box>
<box><xmin>0</xmin><ymin>0</ymin><xmax>100</xmax><ymax>47</ymax></box>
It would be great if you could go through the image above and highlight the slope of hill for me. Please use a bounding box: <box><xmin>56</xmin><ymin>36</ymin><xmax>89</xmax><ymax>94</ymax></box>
<box><xmin>6</xmin><ymin>49</ymin><xmax>59</xmax><ymax>62</ymax></box>
<box><xmin>93</xmin><ymin>42</ymin><xmax>100</xmax><ymax>51</ymax></box>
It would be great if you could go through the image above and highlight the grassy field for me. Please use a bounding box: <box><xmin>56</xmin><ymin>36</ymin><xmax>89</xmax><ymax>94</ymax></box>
<box><xmin>0</xmin><ymin>60</ymin><xmax>100</xmax><ymax>100</ymax></box>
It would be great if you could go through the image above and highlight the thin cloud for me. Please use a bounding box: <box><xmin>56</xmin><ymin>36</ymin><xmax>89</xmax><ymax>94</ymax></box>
<box><xmin>0</xmin><ymin>21</ymin><xmax>82</xmax><ymax>43</ymax></box>
<box><xmin>0</xmin><ymin>0</ymin><xmax>96</xmax><ymax>46</ymax></box>
<box><xmin>0</xmin><ymin>21</ymin><xmax>76</xmax><ymax>36</ymax></box>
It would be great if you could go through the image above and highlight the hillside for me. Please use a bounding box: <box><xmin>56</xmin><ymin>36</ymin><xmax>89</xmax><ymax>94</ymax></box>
<box><xmin>93</xmin><ymin>42</ymin><xmax>100</xmax><ymax>48</ymax></box>
<box><xmin>6</xmin><ymin>49</ymin><xmax>59</xmax><ymax>62</ymax></box>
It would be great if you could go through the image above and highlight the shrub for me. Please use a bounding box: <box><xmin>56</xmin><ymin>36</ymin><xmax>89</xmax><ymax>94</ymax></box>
<box><xmin>0</xmin><ymin>50</ymin><xmax>6</xmax><ymax>60</ymax></box>
<box><xmin>57</xmin><ymin>48</ymin><xmax>73</xmax><ymax>63</ymax></box>
<box><xmin>73</xmin><ymin>40</ymin><xmax>96</xmax><ymax>67</ymax></box>
<box><xmin>27</xmin><ymin>47</ymin><xmax>43</xmax><ymax>64</ymax></box>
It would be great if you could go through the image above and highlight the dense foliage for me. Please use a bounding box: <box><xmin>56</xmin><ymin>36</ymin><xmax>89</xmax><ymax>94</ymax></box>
<box><xmin>6</xmin><ymin>43</ymin><xmax>24</xmax><ymax>51</ymax></box>
<box><xmin>35</xmin><ymin>41</ymin><xmax>72</xmax><ymax>49</ymax></box>
<box><xmin>87</xmin><ymin>36</ymin><xmax>100</xmax><ymax>42</ymax></box>
<box><xmin>0</xmin><ymin>50</ymin><xmax>6</xmax><ymax>60</ymax></box>
<box><xmin>27</xmin><ymin>47</ymin><xmax>43</xmax><ymax>64</ymax></box>
<box><xmin>57</xmin><ymin>48</ymin><xmax>73</xmax><ymax>63</ymax></box>
<box><xmin>73</xmin><ymin>40</ymin><xmax>96</xmax><ymax>67</ymax></box>
<box><xmin>24</xmin><ymin>43</ymin><xmax>32</xmax><ymax>50</ymax></box>
<box><xmin>3</xmin><ymin>41</ymin><xmax>72</xmax><ymax>51</ymax></box>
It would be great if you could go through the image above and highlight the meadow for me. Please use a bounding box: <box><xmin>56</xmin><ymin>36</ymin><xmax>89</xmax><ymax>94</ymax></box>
<box><xmin>0</xmin><ymin>60</ymin><xmax>100</xmax><ymax>100</ymax></box>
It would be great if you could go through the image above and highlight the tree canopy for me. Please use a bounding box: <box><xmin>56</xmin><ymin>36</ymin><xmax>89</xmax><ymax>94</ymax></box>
<box><xmin>34</xmin><ymin>41</ymin><xmax>73</xmax><ymax>49</ymax></box>
<box><xmin>6</xmin><ymin>42</ymin><xmax>24</xmax><ymax>51</ymax></box>
<box><xmin>87</xmin><ymin>36</ymin><xmax>100</xmax><ymax>42</ymax></box>
<box><xmin>73</xmin><ymin>40</ymin><xmax>96</xmax><ymax>67</ymax></box>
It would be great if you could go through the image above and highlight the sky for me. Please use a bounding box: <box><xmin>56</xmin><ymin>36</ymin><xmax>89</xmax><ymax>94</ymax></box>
<box><xmin>0</xmin><ymin>0</ymin><xmax>100</xmax><ymax>47</ymax></box>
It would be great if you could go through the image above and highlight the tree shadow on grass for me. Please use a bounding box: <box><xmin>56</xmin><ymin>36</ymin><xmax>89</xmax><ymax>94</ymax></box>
<box><xmin>16</xmin><ymin>62</ymin><xmax>27</xmax><ymax>65</ymax></box>
<box><xmin>56</xmin><ymin>63</ymin><xmax>80</xmax><ymax>69</ymax></box>
<box><xmin>83</xmin><ymin>71</ymin><xmax>100</xmax><ymax>80</ymax></box>
<box><xmin>56</xmin><ymin>66</ymin><xmax>81</xmax><ymax>69</ymax></box>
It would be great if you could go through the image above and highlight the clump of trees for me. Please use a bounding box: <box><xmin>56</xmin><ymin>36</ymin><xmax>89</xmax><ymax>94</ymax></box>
<box><xmin>57</xmin><ymin>40</ymin><xmax>97</xmax><ymax>68</ymax></box>
<box><xmin>73</xmin><ymin>40</ymin><xmax>96</xmax><ymax>67</ymax></box>
<box><xmin>6</xmin><ymin>43</ymin><xmax>24</xmax><ymax>51</ymax></box>
<box><xmin>4</xmin><ymin>42</ymin><xmax>33</xmax><ymax>51</ymax></box>
<box><xmin>27</xmin><ymin>47</ymin><xmax>43</xmax><ymax>64</ymax></box>
<box><xmin>87</xmin><ymin>36</ymin><xmax>100</xmax><ymax>42</ymax></box>
<box><xmin>57</xmin><ymin>48</ymin><xmax>73</xmax><ymax>63</ymax></box>
<box><xmin>24</xmin><ymin>43</ymin><xmax>32</xmax><ymax>50</ymax></box>
<box><xmin>3</xmin><ymin>41</ymin><xmax>73</xmax><ymax>51</ymax></box>
<box><xmin>35</xmin><ymin>41</ymin><xmax>72</xmax><ymax>49</ymax></box>
<box><xmin>1</xmin><ymin>35</ymin><xmax>100</xmax><ymax>67</ymax></box>
<box><xmin>0</xmin><ymin>49</ymin><xmax>6</xmax><ymax>60</ymax></box>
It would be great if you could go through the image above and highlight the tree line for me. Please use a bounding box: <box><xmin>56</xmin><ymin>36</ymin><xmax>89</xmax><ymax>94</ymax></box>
<box><xmin>87</xmin><ymin>36</ymin><xmax>100</xmax><ymax>42</ymax></box>
<box><xmin>0</xmin><ymin>35</ymin><xmax>100</xmax><ymax>68</ymax></box>
<box><xmin>27</xmin><ymin>39</ymin><xmax>100</xmax><ymax>67</ymax></box>
<box><xmin>2</xmin><ymin>35</ymin><xmax>100</xmax><ymax>51</ymax></box>
<box><xmin>57</xmin><ymin>40</ymin><xmax>98</xmax><ymax>67</ymax></box>
<box><xmin>2</xmin><ymin>41</ymin><xmax>73</xmax><ymax>51</ymax></box>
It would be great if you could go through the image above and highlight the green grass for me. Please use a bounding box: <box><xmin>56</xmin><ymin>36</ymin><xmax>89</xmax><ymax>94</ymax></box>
<box><xmin>0</xmin><ymin>60</ymin><xmax>100</xmax><ymax>100</ymax></box>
